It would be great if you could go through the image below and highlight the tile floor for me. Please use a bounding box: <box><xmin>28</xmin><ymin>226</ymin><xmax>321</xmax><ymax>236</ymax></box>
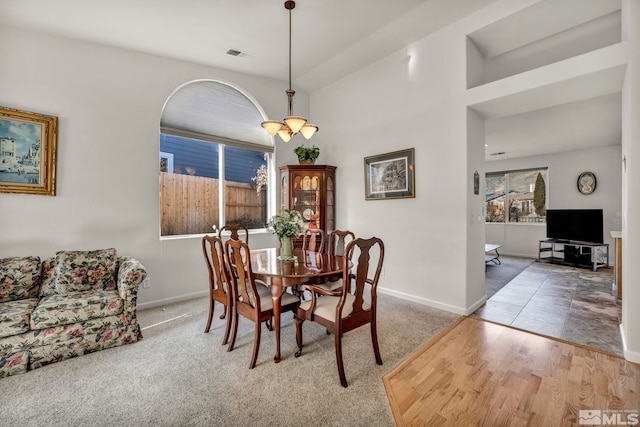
<box><xmin>474</xmin><ymin>258</ymin><xmax>623</xmax><ymax>356</ymax></box>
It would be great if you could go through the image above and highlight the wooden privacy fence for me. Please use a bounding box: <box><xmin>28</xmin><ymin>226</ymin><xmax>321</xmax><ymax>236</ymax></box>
<box><xmin>160</xmin><ymin>172</ymin><xmax>266</xmax><ymax>236</ymax></box>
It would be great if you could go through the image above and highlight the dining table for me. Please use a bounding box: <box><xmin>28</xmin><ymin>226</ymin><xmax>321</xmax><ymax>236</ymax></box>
<box><xmin>250</xmin><ymin>247</ymin><xmax>345</xmax><ymax>363</ymax></box>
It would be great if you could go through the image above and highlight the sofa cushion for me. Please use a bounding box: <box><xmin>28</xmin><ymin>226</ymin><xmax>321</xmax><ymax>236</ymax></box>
<box><xmin>54</xmin><ymin>248</ymin><xmax>118</xmax><ymax>294</ymax></box>
<box><xmin>83</xmin><ymin>323</ymin><xmax>140</xmax><ymax>354</ymax></box>
<box><xmin>39</xmin><ymin>257</ymin><xmax>57</xmax><ymax>298</ymax></box>
<box><xmin>0</xmin><ymin>321</ymin><xmax>84</xmax><ymax>354</ymax></box>
<box><xmin>30</xmin><ymin>290</ymin><xmax>123</xmax><ymax>329</ymax></box>
<box><xmin>29</xmin><ymin>338</ymin><xmax>85</xmax><ymax>370</ymax></box>
<box><xmin>0</xmin><ymin>256</ymin><xmax>41</xmax><ymax>303</ymax></box>
<box><xmin>0</xmin><ymin>298</ymin><xmax>39</xmax><ymax>338</ymax></box>
<box><xmin>0</xmin><ymin>351</ymin><xmax>29</xmax><ymax>377</ymax></box>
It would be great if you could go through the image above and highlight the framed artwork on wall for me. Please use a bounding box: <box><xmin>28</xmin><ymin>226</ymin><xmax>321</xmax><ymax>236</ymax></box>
<box><xmin>364</xmin><ymin>148</ymin><xmax>415</xmax><ymax>200</ymax></box>
<box><xmin>0</xmin><ymin>106</ymin><xmax>58</xmax><ymax>196</ymax></box>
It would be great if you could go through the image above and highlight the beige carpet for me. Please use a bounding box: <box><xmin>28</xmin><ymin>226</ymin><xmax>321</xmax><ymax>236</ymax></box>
<box><xmin>1</xmin><ymin>293</ymin><xmax>458</xmax><ymax>426</ymax></box>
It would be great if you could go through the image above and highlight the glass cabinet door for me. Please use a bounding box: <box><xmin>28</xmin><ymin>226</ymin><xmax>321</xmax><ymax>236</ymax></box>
<box><xmin>326</xmin><ymin>175</ymin><xmax>334</xmax><ymax>232</ymax></box>
<box><xmin>280</xmin><ymin>173</ymin><xmax>289</xmax><ymax>211</ymax></box>
<box><xmin>292</xmin><ymin>173</ymin><xmax>322</xmax><ymax>229</ymax></box>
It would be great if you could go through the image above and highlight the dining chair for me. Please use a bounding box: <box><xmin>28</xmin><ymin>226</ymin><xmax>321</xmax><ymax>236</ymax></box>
<box><xmin>302</xmin><ymin>228</ymin><xmax>325</xmax><ymax>253</ymax></box>
<box><xmin>219</xmin><ymin>224</ymin><xmax>249</xmax><ymax>243</ymax></box>
<box><xmin>201</xmin><ymin>235</ymin><xmax>233</xmax><ymax>345</ymax></box>
<box><xmin>224</xmin><ymin>238</ymin><xmax>300</xmax><ymax>369</ymax></box>
<box><xmin>291</xmin><ymin>228</ymin><xmax>327</xmax><ymax>300</ymax></box>
<box><xmin>318</xmin><ymin>229</ymin><xmax>356</xmax><ymax>292</ymax></box>
<box><xmin>294</xmin><ymin>237</ymin><xmax>385</xmax><ymax>387</ymax></box>
<box><xmin>221</xmin><ymin>224</ymin><xmax>274</xmax><ymax>328</ymax></box>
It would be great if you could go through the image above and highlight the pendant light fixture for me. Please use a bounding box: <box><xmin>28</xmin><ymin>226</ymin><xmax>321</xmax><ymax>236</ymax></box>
<box><xmin>261</xmin><ymin>1</ymin><xmax>318</xmax><ymax>142</ymax></box>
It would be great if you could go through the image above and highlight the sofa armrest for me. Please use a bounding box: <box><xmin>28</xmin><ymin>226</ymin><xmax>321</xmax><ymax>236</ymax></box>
<box><xmin>117</xmin><ymin>256</ymin><xmax>146</xmax><ymax>325</ymax></box>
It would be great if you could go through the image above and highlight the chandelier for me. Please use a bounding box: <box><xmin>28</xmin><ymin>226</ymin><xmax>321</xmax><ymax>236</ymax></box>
<box><xmin>261</xmin><ymin>0</ymin><xmax>318</xmax><ymax>143</ymax></box>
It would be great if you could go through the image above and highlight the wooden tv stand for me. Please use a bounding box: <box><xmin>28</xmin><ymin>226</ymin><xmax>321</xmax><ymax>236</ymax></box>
<box><xmin>537</xmin><ymin>239</ymin><xmax>609</xmax><ymax>271</ymax></box>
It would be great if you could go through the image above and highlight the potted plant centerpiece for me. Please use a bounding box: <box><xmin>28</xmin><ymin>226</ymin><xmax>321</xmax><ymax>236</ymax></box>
<box><xmin>293</xmin><ymin>144</ymin><xmax>320</xmax><ymax>165</ymax></box>
<box><xmin>268</xmin><ymin>208</ymin><xmax>304</xmax><ymax>259</ymax></box>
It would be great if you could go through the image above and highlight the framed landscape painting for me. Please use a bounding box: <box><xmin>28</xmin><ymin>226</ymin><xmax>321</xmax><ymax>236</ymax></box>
<box><xmin>364</xmin><ymin>148</ymin><xmax>415</xmax><ymax>200</ymax></box>
<box><xmin>0</xmin><ymin>107</ymin><xmax>58</xmax><ymax>196</ymax></box>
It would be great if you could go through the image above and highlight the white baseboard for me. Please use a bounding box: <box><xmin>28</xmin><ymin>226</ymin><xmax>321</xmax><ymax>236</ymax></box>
<box><xmin>619</xmin><ymin>323</ymin><xmax>640</xmax><ymax>364</ymax></box>
<box><xmin>139</xmin><ymin>287</ymin><xmax>484</xmax><ymax>315</ymax></box>
<box><xmin>465</xmin><ymin>296</ymin><xmax>488</xmax><ymax>315</ymax></box>
<box><xmin>137</xmin><ymin>290</ymin><xmax>208</xmax><ymax>311</ymax></box>
<box><xmin>378</xmin><ymin>287</ymin><xmax>485</xmax><ymax>316</ymax></box>
<box><xmin>501</xmin><ymin>252</ymin><xmax>537</xmax><ymax>259</ymax></box>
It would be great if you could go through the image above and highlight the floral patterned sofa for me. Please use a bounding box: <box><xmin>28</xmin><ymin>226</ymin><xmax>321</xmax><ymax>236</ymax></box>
<box><xmin>0</xmin><ymin>248</ymin><xmax>146</xmax><ymax>377</ymax></box>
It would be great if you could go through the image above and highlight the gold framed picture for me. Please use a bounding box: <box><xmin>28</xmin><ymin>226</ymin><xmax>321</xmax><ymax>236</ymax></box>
<box><xmin>0</xmin><ymin>106</ymin><xmax>58</xmax><ymax>196</ymax></box>
<box><xmin>364</xmin><ymin>148</ymin><xmax>415</xmax><ymax>200</ymax></box>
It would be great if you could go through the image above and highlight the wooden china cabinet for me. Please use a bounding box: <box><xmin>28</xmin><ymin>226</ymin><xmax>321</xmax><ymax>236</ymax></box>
<box><xmin>279</xmin><ymin>165</ymin><xmax>336</xmax><ymax>248</ymax></box>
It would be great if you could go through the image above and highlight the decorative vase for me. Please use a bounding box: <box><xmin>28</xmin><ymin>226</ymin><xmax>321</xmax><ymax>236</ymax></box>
<box><xmin>280</xmin><ymin>236</ymin><xmax>294</xmax><ymax>260</ymax></box>
<box><xmin>299</xmin><ymin>159</ymin><xmax>315</xmax><ymax>165</ymax></box>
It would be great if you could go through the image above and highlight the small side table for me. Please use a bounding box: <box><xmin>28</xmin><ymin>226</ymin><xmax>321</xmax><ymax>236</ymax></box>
<box><xmin>485</xmin><ymin>244</ymin><xmax>502</xmax><ymax>265</ymax></box>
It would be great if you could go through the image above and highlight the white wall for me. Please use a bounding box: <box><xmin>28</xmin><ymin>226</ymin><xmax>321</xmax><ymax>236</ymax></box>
<box><xmin>486</xmin><ymin>145</ymin><xmax>622</xmax><ymax>258</ymax></box>
<box><xmin>0</xmin><ymin>26</ymin><xmax>307</xmax><ymax>308</ymax></box>
<box><xmin>620</xmin><ymin>0</ymin><xmax>640</xmax><ymax>363</ymax></box>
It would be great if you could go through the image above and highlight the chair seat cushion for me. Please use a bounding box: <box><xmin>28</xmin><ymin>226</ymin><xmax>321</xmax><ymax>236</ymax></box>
<box><xmin>317</xmin><ymin>279</ymin><xmax>342</xmax><ymax>292</ymax></box>
<box><xmin>300</xmin><ymin>294</ymin><xmax>370</xmax><ymax>321</ymax></box>
<box><xmin>239</xmin><ymin>283</ymin><xmax>298</xmax><ymax>312</ymax></box>
<box><xmin>31</xmin><ymin>290</ymin><xmax>123</xmax><ymax>329</ymax></box>
<box><xmin>0</xmin><ymin>298</ymin><xmax>39</xmax><ymax>338</ymax></box>
<box><xmin>235</xmin><ymin>277</ymin><xmax>298</xmax><ymax>311</ymax></box>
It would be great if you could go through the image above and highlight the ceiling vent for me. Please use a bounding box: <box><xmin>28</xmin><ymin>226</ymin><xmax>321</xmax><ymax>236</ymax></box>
<box><xmin>226</xmin><ymin>48</ymin><xmax>254</xmax><ymax>58</ymax></box>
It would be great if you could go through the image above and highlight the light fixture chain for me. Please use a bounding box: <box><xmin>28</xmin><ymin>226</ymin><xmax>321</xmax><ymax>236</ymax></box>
<box><xmin>288</xmin><ymin>4</ymin><xmax>292</xmax><ymax>92</ymax></box>
<box><xmin>261</xmin><ymin>0</ymin><xmax>317</xmax><ymax>141</ymax></box>
<box><xmin>287</xmin><ymin>3</ymin><xmax>294</xmax><ymax>117</ymax></box>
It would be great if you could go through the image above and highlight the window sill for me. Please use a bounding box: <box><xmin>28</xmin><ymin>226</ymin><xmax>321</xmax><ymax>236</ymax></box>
<box><xmin>160</xmin><ymin>228</ymin><xmax>271</xmax><ymax>241</ymax></box>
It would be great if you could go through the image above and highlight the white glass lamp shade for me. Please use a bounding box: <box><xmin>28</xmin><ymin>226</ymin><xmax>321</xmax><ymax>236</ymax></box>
<box><xmin>284</xmin><ymin>116</ymin><xmax>307</xmax><ymax>134</ymax></box>
<box><xmin>277</xmin><ymin>127</ymin><xmax>293</xmax><ymax>142</ymax></box>
<box><xmin>300</xmin><ymin>124</ymin><xmax>318</xmax><ymax>139</ymax></box>
<box><xmin>261</xmin><ymin>120</ymin><xmax>284</xmax><ymax>136</ymax></box>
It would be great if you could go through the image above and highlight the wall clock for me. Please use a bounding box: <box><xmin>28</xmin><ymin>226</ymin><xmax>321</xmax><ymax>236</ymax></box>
<box><xmin>577</xmin><ymin>171</ymin><xmax>596</xmax><ymax>195</ymax></box>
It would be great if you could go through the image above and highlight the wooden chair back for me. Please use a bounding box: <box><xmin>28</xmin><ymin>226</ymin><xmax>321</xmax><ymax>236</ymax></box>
<box><xmin>220</xmin><ymin>224</ymin><xmax>249</xmax><ymax>243</ymax></box>
<box><xmin>302</xmin><ymin>228</ymin><xmax>326</xmax><ymax>253</ymax></box>
<box><xmin>328</xmin><ymin>230</ymin><xmax>355</xmax><ymax>256</ymax></box>
<box><xmin>223</xmin><ymin>238</ymin><xmax>259</xmax><ymax>312</ymax></box>
<box><xmin>338</xmin><ymin>237</ymin><xmax>384</xmax><ymax>327</ymax></box>
<box><xmin>201</xmin><ymin>235</ymin><xmax>232</xmax><ymax>343</ymax></box>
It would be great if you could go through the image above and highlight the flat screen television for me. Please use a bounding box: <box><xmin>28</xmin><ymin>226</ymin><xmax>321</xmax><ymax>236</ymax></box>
<box><xmin>546</xmin><ymin>209</ymin><xmax>603</xmax><ymax>243</ymax></box>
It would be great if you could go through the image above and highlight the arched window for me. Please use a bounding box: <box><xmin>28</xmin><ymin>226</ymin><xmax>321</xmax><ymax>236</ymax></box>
<box><xmin>160</xmin><ymin>80</ymin><xmax>273</xmax><ymax>236</ymax></box>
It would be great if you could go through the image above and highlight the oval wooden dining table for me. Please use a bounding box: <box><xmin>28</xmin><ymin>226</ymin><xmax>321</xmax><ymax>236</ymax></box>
<box><xmin>250</xmin><ymin>247</ymin><xmax>345</xmax><ymax>363</ymax></box>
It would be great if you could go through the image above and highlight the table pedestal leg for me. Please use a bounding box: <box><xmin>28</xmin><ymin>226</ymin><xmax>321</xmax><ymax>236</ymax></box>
<box><xmin>270</xmin><ymin>278</ymin><xmax>285</xmax><ymax>363</ymax></box>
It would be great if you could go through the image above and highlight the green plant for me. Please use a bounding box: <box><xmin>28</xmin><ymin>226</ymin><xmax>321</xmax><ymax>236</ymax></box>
<box><xmin>293</xmin><ymin>145</ymin><xmax>320</xmax><ymax>162</ymax></box>
<box><xmin>267</xmin><ymin>209</ymin><xmax>304</xmax><ymax>238</ymax></box>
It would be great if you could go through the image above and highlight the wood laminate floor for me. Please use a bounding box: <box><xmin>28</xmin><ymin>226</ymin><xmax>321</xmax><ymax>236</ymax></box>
<box><xmin>383</xmin><ymin>316</ymin><xmax>640</xmax><ymax>426</ymax></box>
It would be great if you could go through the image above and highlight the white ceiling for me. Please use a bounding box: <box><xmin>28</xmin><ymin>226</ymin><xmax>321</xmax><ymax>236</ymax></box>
<box><xmin>0</xmin><ymin>0</ymin><xmax>624</xmax><ymax>161</ymax></box>
<box><xmin>0</xmin><ymin>0</ymin><xmax>495</xmax><ymax>93</ymax></box>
